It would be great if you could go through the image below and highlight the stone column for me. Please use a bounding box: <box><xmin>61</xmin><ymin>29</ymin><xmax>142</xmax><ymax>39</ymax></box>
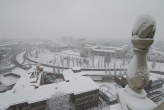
<box><xmin>127</xmin><ymin>39</ymin><xmax>153</xmax><ymax>93</ymax></box>
<box><xmin>117</xmin><ymin>15</ymin><xmax>164</xmax><ymax>110</ymax></box>
<box><xmin>127</xmin><ymin>15</ymin><xmax>156</xmax><ymax>93</ymax></box>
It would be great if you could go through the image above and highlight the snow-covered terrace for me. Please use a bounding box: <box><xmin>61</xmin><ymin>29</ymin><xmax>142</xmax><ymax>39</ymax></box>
<box><xmin>63</xmin><ymin>69</ymin><xmax>82</xmax><ymax>81</ymax></box>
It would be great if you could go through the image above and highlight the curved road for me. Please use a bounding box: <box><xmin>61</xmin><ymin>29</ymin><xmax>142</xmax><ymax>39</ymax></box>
<box><xmin>0</xmin><ymin>49</ymin><xmax>30</xmax><ymax>73</ymax></box>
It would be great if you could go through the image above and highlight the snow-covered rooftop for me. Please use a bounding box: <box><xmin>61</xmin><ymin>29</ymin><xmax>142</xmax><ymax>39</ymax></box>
<box><xmin>0</xmin><ymin>74</ymin><xmax>98</xmax><ymax>110</ymax></box>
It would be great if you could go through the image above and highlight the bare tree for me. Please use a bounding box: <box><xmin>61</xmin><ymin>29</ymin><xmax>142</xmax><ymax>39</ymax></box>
<box><xmin>46</xmin><ymin>92</ymin><xmax>73</xmax><ymax>110</ymax></box>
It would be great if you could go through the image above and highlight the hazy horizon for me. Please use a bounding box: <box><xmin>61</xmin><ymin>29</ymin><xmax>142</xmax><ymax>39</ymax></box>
<box><xmin>0</xmin><ymin>0</ymin><xmax>164</xmax><ymax>41</ymax></box>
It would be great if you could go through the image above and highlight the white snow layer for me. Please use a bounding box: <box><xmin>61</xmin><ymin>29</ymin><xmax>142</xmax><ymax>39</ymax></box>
<box><xmin>132</xmin><ymin>15</ymin><xmax>156</xmax><ymax>37</ymax></box>
<box><xmin>127</xmin><ymin>55</ymin><xmax>137</xmax><ymax>78</ymax></box>
<box><xmin>0</xmin><ymin>75</ymin><xmax>98</xmax><ymax>110</ymax></box>
<box><xmin>118</xmin><ymin>85</ymin><xmax>157</xmax><ymax>110</ymax></box>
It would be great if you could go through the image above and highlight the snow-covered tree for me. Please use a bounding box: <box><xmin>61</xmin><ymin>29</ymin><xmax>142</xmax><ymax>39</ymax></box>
<box><xmin>46</xmin><ymin>92</ymin><xmax>73</xmax><ymax>110</ymax></box>
<box><xmin>98</xmin><ymin>56</ymin><xmax>100</xmax><ymax>68</ymax></box>
<box><xmin>91</xmin><ymin>55</ymin><xmax>95</xmax><ymax>68</ymax></box>
<box><xmin>151</xmin><ymin>60</ymin><xmax>156</xmax><ymax>70</ymax></box>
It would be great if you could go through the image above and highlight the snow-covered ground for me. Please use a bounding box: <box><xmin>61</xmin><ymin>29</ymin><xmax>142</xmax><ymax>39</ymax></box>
<box><xmin>148</xmin><ymin>62</ymin><xmax>164</xmax><ymax>71</ymax></box>
<box><xmin>149</xmin><ymin>72</ymin><xmax>164</xmax><ymax>81</ymax></box>
<box><xmin>28</xmin><ymin>48</ymin><xmax>164</xmax><ymax>75</ymax></box>
<box><xmin>103</xmin><ymin>104</ymin><xmax>121</xmax><ymax>110</ymax></box>
<box><xmin>29</xmin><ymin>48</ymin><xmax>126</xmax><ymax>69</ymax></box>
<box><xmin>11</xmin><ymin>67</ymin><xmax>28</xmax><ymax>76</ymax></box>
<box><xmin>0</xmin><ymin>64</ymin><xmax>14</xmax><ymax>70</ymax></box>
<box><xmin>1</xmin><ymin>45</ymin><xmax>162</xmax><ymax>109</ymax></box>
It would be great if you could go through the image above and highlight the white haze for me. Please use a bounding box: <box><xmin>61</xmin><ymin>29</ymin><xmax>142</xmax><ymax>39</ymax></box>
<box><xmin>0</xmin><ymin>0</ymin><xmax>163</xmax><ymax>41</ymax></box>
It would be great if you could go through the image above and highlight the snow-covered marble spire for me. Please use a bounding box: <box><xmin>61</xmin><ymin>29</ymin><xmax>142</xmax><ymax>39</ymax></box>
<box><xmin>127</xmin><ymin>15</ymin><xmax>156</xmax><ymax>93</ymax></box>
<box><xmin>132</xmin><ymin>15</ymin><xmax>156</xmax><ymax>39</ymax></box>
<box><xmin>118</xmin><ymin>15</ymin><xmax>164</xmax><ymax>110</ymax></box>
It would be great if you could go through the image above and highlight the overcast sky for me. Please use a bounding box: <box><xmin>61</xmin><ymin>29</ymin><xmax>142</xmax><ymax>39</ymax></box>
<box><xmin>0</xmin><ymin>0</ymin><xmax>164</xmax><ymax>41</ymax></box>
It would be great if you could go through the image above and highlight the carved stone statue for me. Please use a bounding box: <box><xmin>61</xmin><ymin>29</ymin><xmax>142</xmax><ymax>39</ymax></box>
<box><xmin>118</xmin><ymin>15</ymin><xmax>164</xmax><ymax>110</ymax></box>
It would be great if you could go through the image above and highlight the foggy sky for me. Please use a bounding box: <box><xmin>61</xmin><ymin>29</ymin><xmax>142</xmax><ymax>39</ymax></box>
<box><xmin>0</xmin><ymin>0</ymin><xmax>164</xmax><ymax>41</ymax></box>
